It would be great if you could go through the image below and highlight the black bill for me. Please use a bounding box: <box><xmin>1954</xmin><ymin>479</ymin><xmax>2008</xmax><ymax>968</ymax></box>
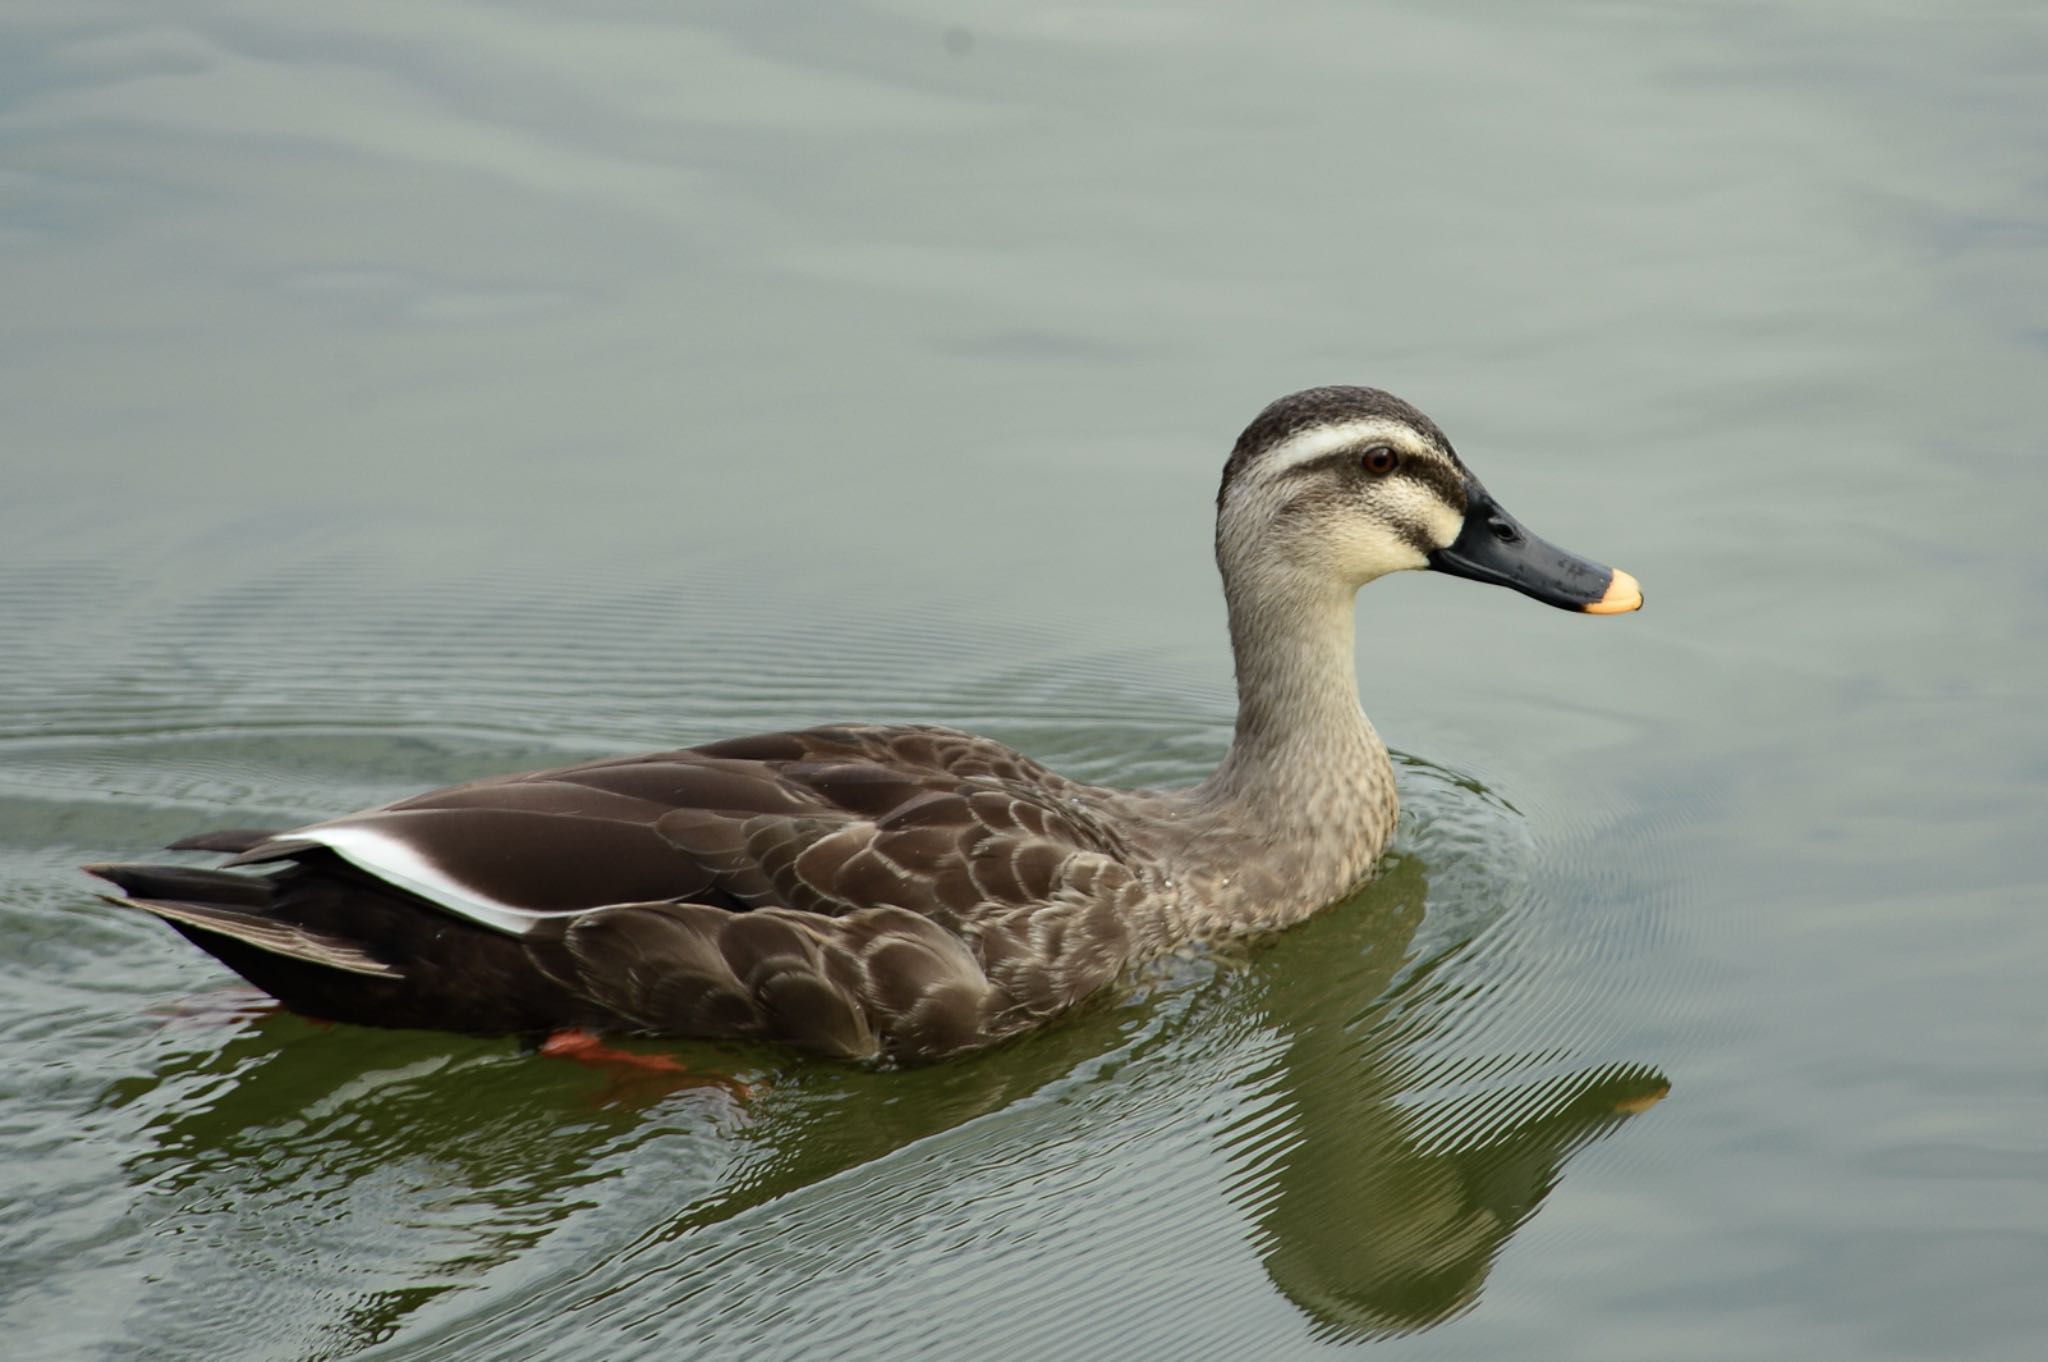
<box><xmin>1428</xmin><ymin>481</ymin><xmax>1643</xmax><ymax>615</ymax></box>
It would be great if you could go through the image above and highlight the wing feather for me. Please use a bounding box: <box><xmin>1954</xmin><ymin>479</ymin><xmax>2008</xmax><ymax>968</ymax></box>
<box><xmin>131</xmin><ymin>722</ymin><xmax>1166</xmax><ymax>1058</ymax></box>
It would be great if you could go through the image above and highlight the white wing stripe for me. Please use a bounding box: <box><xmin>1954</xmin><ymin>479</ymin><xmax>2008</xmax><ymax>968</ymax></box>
<box><xmin>296</xmin><ymin>824</ymin><xmax>587</xmax><ymax>938</ymax></box>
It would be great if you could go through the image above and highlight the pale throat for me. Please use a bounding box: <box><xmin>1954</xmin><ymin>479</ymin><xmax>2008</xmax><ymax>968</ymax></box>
<box><xmin>1136</xmin><ymin>560</ymin><xmax>1399</xmax><ymax>930</ymax></box>
<box><xmin>1197</xmin><ymin>563</ymin><xmax>1394</xmax><ymax>827</ymax></box>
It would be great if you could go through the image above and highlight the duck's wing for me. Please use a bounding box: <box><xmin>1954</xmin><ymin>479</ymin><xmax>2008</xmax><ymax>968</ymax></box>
<box><xmin>540</xmin><ymin>782</ymin><xmax>1154</xmax><ymax>1057</ymax></box>
<box><xmin>213</xmin><ymin>724</ymin><xmax>1127</xmax><ymax>936</ymax></box>
<box><xmin>97</xmin><ymin>724</ymin><xmax>1154</xmax><ymax>1057</ymax></box>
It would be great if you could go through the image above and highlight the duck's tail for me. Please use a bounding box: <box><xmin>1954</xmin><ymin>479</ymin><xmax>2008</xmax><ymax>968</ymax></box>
<box><xmin>85</xmin><ymin>862</ymin><xmax>403</xmax><ymax>979</ymax></box>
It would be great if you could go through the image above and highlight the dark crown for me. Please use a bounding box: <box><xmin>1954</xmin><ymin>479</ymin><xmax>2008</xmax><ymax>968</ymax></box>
<box><xmin>1218</xmin><ymin>386</ymin><xmax>1459</xmax><ymax>507</ymax></box>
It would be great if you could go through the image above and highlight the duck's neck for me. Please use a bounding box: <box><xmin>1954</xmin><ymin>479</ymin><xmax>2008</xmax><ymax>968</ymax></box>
<box><xmin>1179</xmin><ymin>566</ymin><xmax>1398</xmax><ymax>924</ymax></box>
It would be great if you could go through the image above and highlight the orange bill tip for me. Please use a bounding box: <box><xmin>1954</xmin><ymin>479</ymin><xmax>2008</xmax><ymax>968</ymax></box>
<box><xmin>1582</xmin><ymin>567</ymin><xmax>1643</xmax><ymax>615</ymax></box>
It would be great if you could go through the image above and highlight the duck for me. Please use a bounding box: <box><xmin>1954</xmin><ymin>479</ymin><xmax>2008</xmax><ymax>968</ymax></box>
<box><xmin>88</xmin><ymin>386</ymin><xmax>1641</xmax><ymax>1065</ymax></box>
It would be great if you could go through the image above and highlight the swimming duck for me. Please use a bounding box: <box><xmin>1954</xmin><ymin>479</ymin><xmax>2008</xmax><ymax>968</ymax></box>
<box><xmin>89</xmin><ymin>386</ymin><xmax>1640</xmax><ymax>1064</ymax></box>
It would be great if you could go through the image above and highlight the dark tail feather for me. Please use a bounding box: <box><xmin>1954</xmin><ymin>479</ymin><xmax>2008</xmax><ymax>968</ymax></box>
<box><xmin>84</xmin><ymin>863</ymin><xmax>402</xmax><ymax>980</ymax></box>
<box><xmin>167</xmin><ymin>828</ymin><xmax>283</xmax><ymax>855</ymax></box>
<box><xmin>84</xmin><ymin>862</ymin><xmax>273</xmax><ymax>908</ymax></box>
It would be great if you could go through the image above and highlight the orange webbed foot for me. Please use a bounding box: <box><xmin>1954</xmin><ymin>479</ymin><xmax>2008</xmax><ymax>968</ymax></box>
<box><xmin>536</xmin><ymin>1029</ymin><xmax>756</xmax><ymax>1104</ymax></box>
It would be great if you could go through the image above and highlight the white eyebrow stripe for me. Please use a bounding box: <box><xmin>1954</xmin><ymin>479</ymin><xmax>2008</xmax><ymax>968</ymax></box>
<box><xmin>1259</xmin><ymin>419</ymin><xmax>1424</xmax><ymax>476</ymax></box>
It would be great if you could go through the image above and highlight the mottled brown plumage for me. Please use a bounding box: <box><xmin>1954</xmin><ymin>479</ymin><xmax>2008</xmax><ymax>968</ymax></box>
<box><xmin>89</xmin><ymin>386</ymin><xmax>1641</xmax><ymax>1063</ymax></box>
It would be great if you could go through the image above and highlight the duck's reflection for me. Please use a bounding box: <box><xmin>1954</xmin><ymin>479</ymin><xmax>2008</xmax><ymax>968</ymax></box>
<box><xmin>1223</xmin><ymin>854</ymin><xmax>1667</xmax><ymax>1340</ymax></box>
<box><xmin>119</xmin><ymin>842</ymin><xmax>1663</xmax><ymax>1351</ymax></box>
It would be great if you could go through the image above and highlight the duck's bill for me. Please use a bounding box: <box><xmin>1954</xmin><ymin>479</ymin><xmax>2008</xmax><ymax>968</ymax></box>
<box><xmin>1428</xmin><ymin>485</ymin><xmax>1643</xmax><ymax>615</ymax></box>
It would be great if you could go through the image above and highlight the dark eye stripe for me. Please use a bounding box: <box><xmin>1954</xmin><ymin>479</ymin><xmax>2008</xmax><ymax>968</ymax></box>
<box><xmin>1405</xmin><ymin>457</ymin><xmax>1468</xmax><ymax>511</ymax></box>
<box><xmin>1283</xmin><ymin>447</ymin><xmax>1468</xmax><ymax>511</ymax></box>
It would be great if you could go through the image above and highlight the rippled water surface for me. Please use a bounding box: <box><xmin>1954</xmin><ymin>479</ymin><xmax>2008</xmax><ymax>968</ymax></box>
<box><xmin>4</xmin><ymin>3</ymin><xmax>2045</xmax><ymax>1358</ymax></box>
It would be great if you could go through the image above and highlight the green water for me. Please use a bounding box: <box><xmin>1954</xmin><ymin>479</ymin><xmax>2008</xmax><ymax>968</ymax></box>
<box><xmin>3</xmin><ymin>3</ymin><xmax>2044</xmax><ymax>1358</ymax></box>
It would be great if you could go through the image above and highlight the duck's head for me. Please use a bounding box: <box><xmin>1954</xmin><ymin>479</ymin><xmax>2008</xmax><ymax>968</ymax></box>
<box><xmin>1216</xmin><ymin>385</ymin><xmax>1642</xmax><ymax>614</ymax></box>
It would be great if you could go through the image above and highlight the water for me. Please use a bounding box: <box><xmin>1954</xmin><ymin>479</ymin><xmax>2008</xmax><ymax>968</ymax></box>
<box><xmin>3</xmin><ymin>2</ymin><xmax>2044</xmax><ymax>1357</ymax></box>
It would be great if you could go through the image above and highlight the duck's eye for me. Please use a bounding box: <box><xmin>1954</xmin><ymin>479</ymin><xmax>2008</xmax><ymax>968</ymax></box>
<box><xmin>1361</xmin><ymin>445</ymin><xmax>1399</xmax><ymax>476</ymax></box>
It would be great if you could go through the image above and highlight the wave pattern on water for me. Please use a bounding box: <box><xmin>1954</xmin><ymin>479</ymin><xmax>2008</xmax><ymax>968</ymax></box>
<box><xmin>0</xmin><ymin>528</ymin><xmax>1678</xmax><ymax>1361</ymax></box>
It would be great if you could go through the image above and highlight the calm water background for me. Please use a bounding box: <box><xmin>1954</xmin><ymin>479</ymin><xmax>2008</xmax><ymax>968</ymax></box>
<box><xmin>3</xmin><ymin>2</ymin><xmax>2045</xmax><ymax>1358</ymax></box>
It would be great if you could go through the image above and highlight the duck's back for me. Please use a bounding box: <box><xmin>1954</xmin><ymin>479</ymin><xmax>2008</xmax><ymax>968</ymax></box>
<box><xmin>90</xmin><ymin>724</ymin><xmax>1158</xmax><ymax>1062</ymax></box>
